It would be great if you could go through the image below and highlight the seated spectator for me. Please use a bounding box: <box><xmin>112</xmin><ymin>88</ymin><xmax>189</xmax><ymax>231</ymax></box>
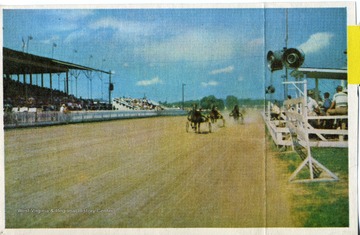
<box><xmin>270</xmin><ymin>100</ymin><xmax>281</xmax><ymax>120</ymax></box>
<box><xmin>286</xmin><ymin>95</ymin><xmax>296</xmax><ymax>111</ymax></box>
<box><xmin>322</xmin><ymin>92</ymin><xmax>331</xmax><ymax>113</ymax></box>
<box><xmin>307</xmin><ymin>90</ymin><xmax>321</xmax><ymax>127</ymax></box>
<box><xmin>307</xmin><ymin>90</ymin><xmax>320</xmax><ymax>116</ymax></box>
<box><xmin>326</xmin><ymin>85</ymin><xmax>348</xmax><ymax>116</ymax></box>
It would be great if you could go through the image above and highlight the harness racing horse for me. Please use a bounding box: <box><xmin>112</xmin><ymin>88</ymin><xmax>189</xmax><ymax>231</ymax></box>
<box><xmin>186</xmin><ymin>109</ymin><xmax>212</xmax><ymax>133</ymax></box>
<box><xmin>229</xmin><ymin>105</ymin><xmax>244</xmax><ymax>124</ymax></box>
<box><xmin>209</xmin><ymin>108</ymin><xmax>225</xmax><ymax>127</ymax></box>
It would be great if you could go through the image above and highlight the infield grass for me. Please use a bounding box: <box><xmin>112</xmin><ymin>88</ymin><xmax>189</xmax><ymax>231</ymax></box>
<box><xmin>275</xmin><ymin>146</ymin><xmax>349</xmax><ymax>227</ymax></box>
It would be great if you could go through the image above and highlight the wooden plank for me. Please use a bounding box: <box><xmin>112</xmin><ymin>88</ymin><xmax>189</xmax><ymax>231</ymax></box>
<box><xmin>284</xmin><ymin>111</ymin><xmax>305</xmax><ymax>122</ymax></box>
<box><xmin>309</xmin><ymin>129</ymin><xmax>348</xmax><ymax>135</ymax></box>
<box><xmin>311</xmin><ymin>141</ymin><xmax>348</xmax><ymax>148</ymax></box>
<box><xmin>307</xmin><ymin>115</ymin><xmax>348</xmax><ymax>120</ymax></box>
<box><xmin>283</xmin><ymin>97</ymin><xmax>304</xmax><ymax>106</ymax></box>
<box><xmin>287</xmin><ymin>121</ymin><xmax>308</xmax><ymax>142</ymax></box>
<box><xmin>290</xmin><ymin>178</ymin><xmax>339</xmax><ymax>183</ymax></box>
<box><xmin>307</xmin><ymin>124</ymin><xmax>327</xmax><ymax>141</ymax></box>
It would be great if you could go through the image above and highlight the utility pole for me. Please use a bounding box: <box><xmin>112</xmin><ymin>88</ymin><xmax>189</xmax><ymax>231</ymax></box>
<box><xmin>182</xmin><ymin>83</ymin><xmax>186</xmax><ymax>110</ymax></box>
<box><xmin>52</xmin><ymin>43</ymin><xmax>57</xmax><ymax>58</ymax></box>
<box><xmin>27</xmin><ymin>35</ymin><xmax>33</xmax><ymax>53</ymax></box>
<box><xmin>108</xmin><ymin>71</ymin><xmax>113</xmax><ymax>105</ymax></box>
<box><xmin>284</xmin><ymin>9</ymin><xmax>289</xmax><ymax>100</ymax></box>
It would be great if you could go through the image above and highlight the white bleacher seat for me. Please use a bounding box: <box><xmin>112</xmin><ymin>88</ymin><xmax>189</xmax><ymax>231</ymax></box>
<box><xmin>19</xmin><ymin>107</ymin><xmax>28</xmax><ymax>112</ymax></box>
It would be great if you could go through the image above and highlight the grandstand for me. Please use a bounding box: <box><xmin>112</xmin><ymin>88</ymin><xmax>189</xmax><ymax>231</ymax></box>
<box><xmin>263</xmin><ymin>68</ymin><xmax>348</xmax><ymax>148</ymax></box>
<box><xmin>3</xmin><ymin>47</ymin><xmax>185</xmax><ymax>128</ymax></box>
<box><xmin>3</xmin><ymin>47</ymin><xmax>112</xmax><ymax>111</ymax></box>
<box><xmin>3</xmin><ymin>75</ymin><xmax>108</xmax><ymax>112</ymax></box>
<box><xmin>112</xmin><ymin>97</ymin><xmax>163</xmax><ymax>111</ymax></box>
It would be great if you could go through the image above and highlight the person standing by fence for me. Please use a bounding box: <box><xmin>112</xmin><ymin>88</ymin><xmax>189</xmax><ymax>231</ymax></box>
<box><xmin>60</xmin><ymin>104</ymin><xmax>66</xmax><ymax>113</ymax></box>
<box><xmin>59</xmin><ymin>104</ymin><xmax>70</xmax><ymax>123</ymax></box>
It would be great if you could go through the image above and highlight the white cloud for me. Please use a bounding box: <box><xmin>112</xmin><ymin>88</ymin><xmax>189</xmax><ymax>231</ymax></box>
<box><xmin>201</xmin><ymin>81</ymin><xmax>219</xmax><ymax>87</ymax></box>
<box><xmin>54</xmin><ymin>23</ymin><xmax>79</xmax><ymax>32</ymax></box>
<box><xmin>41</xmin><ymin>35</ymin><xmax>60</xmax><ymax>45</ymax></box>
<box><xmin>238</xmin><ymin>76</ymin><xmax>244</xmax><ymax>82</ymax></box>
<box><xmin>50</xmin><ymin>10</ymin><xmax>94</xmax><ymax>32</ymax></box>
<box><xmin>64</xmin><ymin>30</ymin><xmax>88</xmax><ymax>44</ymax></box>
<box><xmin>298</xmin><ymin>32</ymin><xmax>334</xmax><ymax>54</ymax></box>
<box><xmin>210</xmin><ymin>66</ymin><xmax>234</xmax><ymax>75</ymax></box>
<box><xmin>89</xmin><ymin>17</ymin><xmax>156</xmax><ymax>35</ymax></box>
<box><xmin>248</xmin><ymin>38</ymin><xmax>264</xmax><ymax>47</ymax></box>
<box><xmin>56</xmin><ymin>9</ymin><xmax>95</xmax><ymax>21</ymax></box>
<box><xmin>135</xmin><ymin>30</ymin><xmax>237</xmax><ymax>63</ymax></box>
<box><xmin>245</xmin><ymin>38</ymin><xmax>264</xmax><ymax>52</ymax></box>
<box><xmin>136</xmin><ymin>77</ymin><xmax>163</xmax><ymax>86</ymax></box>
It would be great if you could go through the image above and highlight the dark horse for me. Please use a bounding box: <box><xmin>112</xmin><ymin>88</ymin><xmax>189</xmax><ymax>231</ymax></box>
<box><xmin>209</xmin><ymin>106</ymin><xmax>225</xmax><ymax>127</ymax></box>
<box><xmin>187</xmin><ymin>109</ymin><xmax>211</xmax><ymax>133</ymax></box>
<box><xmin>229</xmin><ymin>105</ymin><xmax>244</xmax><ymax>124</ymax></box>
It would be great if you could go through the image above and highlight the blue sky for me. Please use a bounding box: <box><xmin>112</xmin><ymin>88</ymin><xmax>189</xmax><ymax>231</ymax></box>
<box><xmin>3</xmin><ymin>7</ymin><xmax>347</xmax><ymax>103</ymax></box>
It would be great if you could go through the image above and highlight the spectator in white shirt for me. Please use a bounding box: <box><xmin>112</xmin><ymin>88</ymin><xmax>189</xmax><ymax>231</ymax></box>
<box><xmin>326</xmin><ymin>85</ymin><xmax>348</xmax><ymax>115</ymax></box>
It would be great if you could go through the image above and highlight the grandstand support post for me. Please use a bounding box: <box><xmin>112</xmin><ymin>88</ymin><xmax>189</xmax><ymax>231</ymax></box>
<box><xmin>23</xmin><ymin>73</ymin><xmax>28</xmax><ymax>100</ymax></box>
<box><xmin>49</xmin><ymin>73</ymin><xmax>52</xmax><ymax>90</ymax></box>
<box><xmin>66</xmin><ymin>71</ymin><xmax>69</xmax><ymax>95</ymax></box>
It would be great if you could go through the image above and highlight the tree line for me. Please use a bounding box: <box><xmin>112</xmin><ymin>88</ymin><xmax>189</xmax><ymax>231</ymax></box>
<box><xmin>161</xmin><ymin>95</ymin><xmax>264</xmax><ymax>110</ymax></box>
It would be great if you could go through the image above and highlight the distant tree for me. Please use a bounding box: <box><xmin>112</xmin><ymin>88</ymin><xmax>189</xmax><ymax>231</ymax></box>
<box><xmin>217</xmin><ymin>99</ymin><xmax>225</xmax><ymax>110</ymax></box>
<box><xmin>166</xmin><ymin>99</ymin><xmax>201</xmax><ymax>110</ymax></box>
<box><xmin>225</xmin><ymin>95</ymin><xmax>239</xmax><ymax>109</ymax></box>
<box><xmin>200</xmin><ymin>95</ymin><xmax>224</xmax><ymax>110</ymax></box>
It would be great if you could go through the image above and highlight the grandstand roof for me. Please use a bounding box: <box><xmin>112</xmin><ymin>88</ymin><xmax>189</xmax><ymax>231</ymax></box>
<box><xmin>3</xmin><ymin>47</ymin><xmax>111</xmax><ymax>75</ymax></box>
<box><xmin>290</xmin><ymin>67</ymin><xmax>347</xmax><ymax>80</ymax></box>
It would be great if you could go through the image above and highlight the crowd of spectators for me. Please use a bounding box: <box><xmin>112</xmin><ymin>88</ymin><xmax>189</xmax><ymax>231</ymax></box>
<box><xmin>285</xmin><ymin>86</ymin><xmax>348</xmax><ymax>129</ymax></box>
<box><xmin>3</xmin><ymin>77</ymin><xmax>112</xmax><ymax>112</ymax></box>
<box><xmin>113</xmin><ymin>97</ymin><xmax>162</xmax><ymax>111</ymax></box>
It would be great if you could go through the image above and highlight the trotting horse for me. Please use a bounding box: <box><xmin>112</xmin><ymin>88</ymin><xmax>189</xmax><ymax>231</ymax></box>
<box><xmin>186</xmin><ymin>109</ymin><xmax>211</xmax><ymax>133</ymax></box>
<box><xmin>229</xmin><ymin>105</ymin><xmax>244</xmax><ymax>124</ymax></box>
<box><xmin>208</xmin><ymin>108</ymin><xmax>225</xmax><ymax>127</ymax></box>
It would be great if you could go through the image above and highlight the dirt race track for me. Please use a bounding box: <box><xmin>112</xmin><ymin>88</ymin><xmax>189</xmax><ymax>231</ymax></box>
<box><xmin>4</xmin><ymin>110</ymin><xmax>296</xmax><ymax>228</ymax></box>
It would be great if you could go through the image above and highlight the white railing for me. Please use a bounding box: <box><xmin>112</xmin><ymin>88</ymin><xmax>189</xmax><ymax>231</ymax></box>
<box><xmin>263</xmin><ymin>100</ymin><xmax>348</xmax><ymax>148</ymax></box>
<box><xmin>282</xmin><ymin>80</ymin><xmax>338</xmax><ymax>182</ymax></box>
<box><xmin>3</xmin><ymin>109</ymin><xmax>187</xmax><ymax>128</ymax></box>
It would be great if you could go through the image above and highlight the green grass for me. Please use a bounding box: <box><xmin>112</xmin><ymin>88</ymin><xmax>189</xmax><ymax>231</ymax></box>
<box><xmin>277</xmin><ymin>147</ymin><xmax>349</xmax><ymax>227</ymax></box>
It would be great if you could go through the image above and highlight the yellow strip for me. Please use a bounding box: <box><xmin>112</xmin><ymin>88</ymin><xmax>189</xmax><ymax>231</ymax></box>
<box><xmin>348</xmin><ymin>26</ymin><xmax>360</xmax><ymax>84</ymax></box>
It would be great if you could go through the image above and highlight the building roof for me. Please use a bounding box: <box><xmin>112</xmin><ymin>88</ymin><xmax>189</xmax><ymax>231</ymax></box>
<box><xmin>3</xmin><ymin>47</ymin><xmax>110</xmax><ymax>75</ymax></box>
<box><xmin>290</xmin><ymin>67</ymin><xmax>347</xmax><ymax>80</ymax></box>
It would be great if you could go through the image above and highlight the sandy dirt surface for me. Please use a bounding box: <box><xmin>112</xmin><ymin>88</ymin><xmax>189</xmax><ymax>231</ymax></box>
<box><xmin>4</xmin><ymin>110</ymin><xmax>296</xmax><ymax>228</ymax></box>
